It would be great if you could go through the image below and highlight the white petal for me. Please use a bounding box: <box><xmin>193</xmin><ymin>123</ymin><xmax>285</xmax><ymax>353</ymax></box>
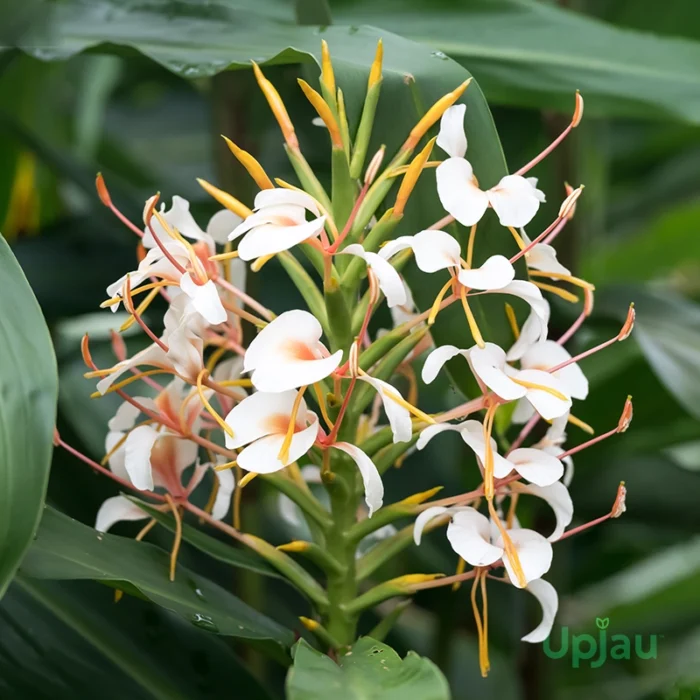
<box><xmin>458</xmin><ymin>420</ymin><xmax>514</xmax><ymax>479</ymax></box>
<box><xmin>446</xmin><ymin>508</ymin><xmax>504</xmax><ymax>566</ymax></box>
<box><xmin>124</xmin><ymin>425</ymin><xmax>159</xmax><ymax>490</ymax></box>
<box><xmin>238</xmin><ymin>216</ymin><xmax>326</xmax><ymax>260</ymax></box>
<box><xmin>511</xmin><ymin>398</ymin><xmax>536</xmax><ymax>425</ymax></box>
<box><xmin>108</xmin><ymin>402</ymin><xmax>141</xmax><ymax>432</ymax></box>
<box><xmin>180</xmin><ymin>273</ymin><xmax>227</xmax><ymax>325</ymax></box>
<box><xmin>421</xmin><ymin>345</ymin><xmax>464</xmax><ymax>384</ymax></box>
<box><xmin>230</xmin><ymin>204</ymin><xmax>305</xmax><ymax>240</ymax></box>
<box><xmin>340</xmin><ymin>245</ymin><xmax>407</xmax><ymax>308</ymax></box>
<box><xmin>95</xmin><ymin>495</ymin><xmax>149</xmax><ymax>533</ymax></box>
<box><xmin>224</xmin><ymin>390</ymin><xmax>303</xmax><ymax>449</ymax></box>
<box><xmin>498</xmin><ymin>528</ymin><xmax>553</xmax><ymax>588</ymax></box>
<box><xmin>333</xmin><ymin>442</ymin><xmax>383</xmax><ymax>516</ymax></box>
<box><xmin>436</xmin><ymin>158</ymin><xmax>489</xmax><ymax>226</ymax></box>
<box><xmin>503</xmin><ymin>282</ymin><xmax>551</xmax><ymax>361</ymax></box>
<box><xmin>507</xmin><ymin>448</ymin><xmax>564</xmax><ymax>487</ymax></box>
<box><xmin>469</xmin><ymin>343</ymin><xmax>526</xmax><ymax>401</ymax></box>
<box><xmin>522</xmin><ymin>579</ymin><xmax>558</xmax><ymax>643</ymax></box>
<box><xmin>437</xmin><ymin>104</ymin><xmax>467</xmax><ymax>159</ymax></box>
<box><xmin>250</xmin><ymin>351</ymin><xmax>342</xmax><ymax>393</ymax></box>
<box><xmin>488</xmin><ymin>175</ymin><xmax>545</xmax><ymax>228</ymax></box>
<box><xmin>413</xmin><ymin>506</ymin><xmax>450</xmax><ymax>545</ymax></box>
<box><xmin>206</xmin><ymin>209</ymin><xmax>243</xmax><ymax>245</ymax></box>
<box><xmin>521</xmin><ymin>341</ymin><xmax>588</xmax><ymax>400</ymax></box>
<box><xmin>378</xmin><ymin>235</ymin><xmax>415</xmax><ymax>261</ymax></box>
<box><xmin>358</xmin><ymin>376</ymin><xmax>412</xmax><ymax>443</ymax></box>
<box><xmin>517</xmin><ymin>369</ymin><xmax>572</xmax><ymax>421</ymax></box>
<box><xmin>164</xmin><ymin>322</ymin><xmax>203</xmax><ymax>383</ymax></box>
<box><xmin>105</xmin><ymin>431</ymin><xmax>129</xmax><ymax>481</ymax></box>
<box><xmin>518</xmin><ymin>481</ymin><xmax>573</xmax><ymax>542</ymax></box>
<box><xmin>457</xmin><ymin>255</ymin><xmax>515</xmax><ymax>291</ymax></box>
<box><xmin>254</xmin><ymin>188</ymin><xmax>320</xmax><ymax>216</ymax></box>
<box><xmin>526</xmin><ymin>243</ymin><xmax>571</xmax><ymax>277</ymax></box>
<box><xmin>163</xmin><ymin>196</ymin><xmax>207</xmax><ymax>240</ymax></box>
<box><xmin>416</xmin><ymin>422</ymin><xmax>462</xmax><ymax>450</ymax></box>
<box><xmin>96</xmin><ymin>344</ymin><xmax>170</xmax><ymax>394</ymax></box>
<box><xmin>411</xmin><ymin>229</ymin><xmax>461</xmax><ymax>273</ymax></box>
<box><xmin>211</xmin><ymin>466</ymin><xmax>235</xmax><ymax>521</ymax></box>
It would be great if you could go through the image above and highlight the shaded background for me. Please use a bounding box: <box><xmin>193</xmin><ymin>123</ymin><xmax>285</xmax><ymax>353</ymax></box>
<box><xmin>1</xmin><ymin>0</ymin><xmax>700</xmax><ymax>698</ymax></box>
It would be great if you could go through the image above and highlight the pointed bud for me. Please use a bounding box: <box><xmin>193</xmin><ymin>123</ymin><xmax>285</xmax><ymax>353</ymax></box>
<box><xmin>197</xmin><ymin>178</ymin><xmax>252</xmax><ymax>219</ymax></box>
<box><xmin>402</xmin><ymin>79</ymin><xmax>471</xmax><ymax>152</ymax></box>
<box><xmin>277</xmin><ymin>541</ymin><xmax>311</xmax><ymax>553</ymax></box>
<box><xmin>611</xmin><ymin>481</ymin><xmax>627</xmax><ymax>518</ymax></box>
<box><xmin>252</xmin><ymin>61</ymin><xmax>299</xmax><ymax>151</ymax></box>
<box><xmin>618</xmin><ymin>303</ymin><xmax>635</xmax><ymax>340</ymax></box>
<box><xmin>368</xmin><ymin>39</ymin><xmax>383</xmax><ymax>89</ymax></box>
<box><xmin>81</xmin><ymin>334</ymin><xmax>95</xmax><ymax>370</ymax></box>
<box><xmin>320</xmin><ymin>40</ymin><xmax>336</xmax><ymax>99</ymax></box>
<box><xmin>559</xmin><ymin>183</ymin><xmax>584</xmax><ymax>219</ymax></box>
<box><xmin>390</xmin><ymin>573</ymin><xmax>445</xmax><ymax>591</ymax></box>
<box><xmin>297</xmin><ymin>79</ymin><xmax>343</xmax><ymax>149</ymax></box>
<box><xmin>364</xmin><ymin>146</ymin><xmax>385</xmax><ymax>185</ymax></box>
<box><xmin>299</xmin><ymin>616</ymin><xmax>320</xmax><ymax>632</ymax></box>
<box><xmin>394</xmin><ymin>137</ymin><xmax>436</xmax><ymax>216</ymax></box>
<box><xmin>95</xmin><ymin>173</ymin><xmax>112</xmax><ymax>207</ymax></box>
<box><xmin>399</xmin><ymin>486</ymin><xmax>444</xmax><ymax>506</ymax></box>
<box><xmin>572</xmin><ymin>91</ymin><xmax>584</xmax><ymax>128</ymax></box>
<box><xmin>617</xmin><ymin>396</ymin><xmax>633</xmax><ymax>433</ymax></box>
<box><xmin>221</xmin><ymin>136</ymin><xmax>274</xmax><ymax>190</ymax></box>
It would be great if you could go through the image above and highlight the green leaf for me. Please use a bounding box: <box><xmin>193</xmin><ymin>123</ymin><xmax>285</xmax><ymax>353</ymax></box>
<box><xmin>0</xmin><ymin>576</ymin><xmax>274</xmax><ymax>700</ymax></box>
<box><xmin>286</xmin><ymin>637</ymin><xmax>450</xmax><ymax>700</ymax></box>
<box><xmin>331</xmin><ymin>0</ymin><xmax>700</xmax><ymax>123</ymax></box>
<box><xmin>598</xmin><ymin>285</ymin><xmax>700</xmax><ymax>421</ymax></box>
<box><xmin>20</xmin><ymin>506</ymin><xmax>294</xmax><ymax>648</ymax></box>
<box><xmin>0</xmin><ymin>234</ymin><xmax>57</xmax><ymax>597</ymax></box>
<box><xmin>127</xmin><ymin>497</ymin><xmax>281</xmax><ymax>579</ymax></box>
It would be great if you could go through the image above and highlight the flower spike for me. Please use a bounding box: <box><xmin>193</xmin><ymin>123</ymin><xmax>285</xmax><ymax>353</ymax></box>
<box><xmin>221</xmin><ymin>136</ymin><xmax>274</xmax><ymax>190</ymax></box>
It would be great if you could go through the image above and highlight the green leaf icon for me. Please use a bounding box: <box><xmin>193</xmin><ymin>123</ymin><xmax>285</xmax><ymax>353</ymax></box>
<box><xmin>596</xmin><ymin>617</ymin><xmax>610</xmax><ymax>630</ymax></box>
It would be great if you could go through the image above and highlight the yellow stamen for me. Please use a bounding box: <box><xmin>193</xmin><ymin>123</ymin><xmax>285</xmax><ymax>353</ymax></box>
<box><xmin>470</xmin><ymin>570</ymin><xmax>487</xmax><ymax>676</ymax></box>
<box><xmin>203</xmin><ymin>477</ymin><xmax>220</xmax><ymax>515</ymax></box>
<box><xmin>452</xmin><ymin>557</ymin><xmax>467</xmax><ymax>591</ymax></box>
<box><xmin>196</xmin><ymin>369</ymin><xmax>235</xmax><ymax>439</ymax></box>
<box><xmin>429</xmin><ymin>278</ymin><xmax>454</xmax><ymax>325</ymax></box>
<box><xmin>399</xmin><ymin>486</ymin><xmax>444</xmax><ymax>506</ymax></box>
<box><xmin>382</xmin><ymin>386</ymin><xmax>436</xmax><ymax>425</ymax></box>
<box><xmin>91</xmin><ymin>370</ymin><xmax>171</xmax><ymax>398</ymax></box>
<box><xmin>394</xmin><ymin>137</ymin><xmax>436</xmax><ymax>216</ymax></box>
<box><xmin>164</xmin><ymin>494</ymin><xmax>182</xmax><ymax>582</ymax></box>
<box><xmin>320</xmin><ymin>40</ymin><xmax>336</xmax><ymax>98</ymax></box>
<box><xmin>507</xmin><ymin>226</ymin><xmax>527</xmax><ymax>251</ymax></box>
<box><xmin>402</xmin><ymin>79</ymin><xmax>472</xmax><ymax>152</ymax></box>
<box><xmin>386</xmin><ymin>161</ymin><xmax>441</xmax><ymax>177</ymax></box>
<box><xmin>214</xmin><ymin>459</ymin><xmax>238</xmax><ymax>472</ymax></box>
<box><xmin>482</xmin><ymin>405</ymin><xmax>498</xmax><ymax>499</ymax></box>
<box><xmin>278</xmin><ymin>386</ymin><xmax>308</xmax><ymax>464</ymax></box>
<box><xmin>479</xmin><ymin>570</ymin><xmax>490</xmax><ymax>677</ymax></box>
<box><xmin>209</xmin><ymin>249</ymin><xmax>240</xmax><ymax>262</ymax></box>
<box><xmin>459</xmin><ymin>286</ymin><xmax>485</xmax><ymax>348</ymax></box>
<box><xmin>368</xmin><ymin>39</ymin><xmax>383</xmax><ymax>89</ymax></box>
<box><xmin>100</xmin><ymin>280</ymin><xmax>170</xmax><ymax>308</ymax></box>
<box><xmin>511</xmin><ymin>377</ymin><xmax>569</xmax><ymax>402</ymax></box>
<box><xmin>506</xmin><ymin>492</ymin><xmax>519</xmax><ymax>529</ymax></box>
<box><xmin>504</xmin><ymin>303</ymin><xmax>520</xmax><ymax>340</ymax></box>
<box><xmin>216</xmin><ymin>378</ymin><xmax>253</xmax><ymax>388</ymax></box>
<box><xmin>466</xmin><ymin>224</ymin><xmax>478</xmax><ymax>268</ymax></box>
<box><xmin>251</xmin><ymin>61</ymin><xmax>299</xmax><ymax>151</ymax></box>
<box><xmin>206</xmin><ymin>345</ymin><xmax>228</xmax><ymax>373</ymax></box>
<box><xmin>297</xmin><ymin>79</ymin><xmax>343</xmax><ymax>149</ymax></box>
<box><xmin>178</xmin><ymin>390</ymin><xmax>201</xmax><ymax>435</ymax></box>
<box><xmin>222</xmin><ymin>136</ymin><xmax>274</xmax><ymax>190</ymax></box>
<box><xmin>239</xmin><ymin>471</ymin><xmax>258</xmax><ymax>488</ymax></box>
<box><xmin>251</xmin><ymin>253</ymin><xmax>275</xmax><ymax>272</ymax></box>
<box><xmin>568</xmin><ymin>413</ymin><xmax>595</xmax><ymax>434</ymax></box>
<box><xmin>488</xmin><ymin>500</ymin><xmax>527</xmax><ymax>589</ymax></box>
<box><xmin>533</xmin><ymin>281</ymin><xmax>579</xmax><ymax>303</ymax></box>
<box><xmin>120</xmin><ymin>287</ymin><xmax>162</xmax><ymax>332</ymax></box>
<box><xmin>197</xmin><ymin>178</ymin><xmax>252</xmax><ymax>219</ymax></box>
<box><xmin>529</xmin><ymin>270</ymin><xmax>595</xmax><ymax>290</ymax></box>
<box><xmin>84</xmin><ymin>368</ymin><xmax>116</xmax><ymax>378</ymax></box>
<box><xmin>312</xmin><ymin>382</ymin><xmax>335</xmax><ymax>430</ymax></box>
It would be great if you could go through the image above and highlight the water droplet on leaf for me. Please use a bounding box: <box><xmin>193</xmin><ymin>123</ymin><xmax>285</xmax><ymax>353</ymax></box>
<box><xmin>191</xmin><ymin>613</ymin><xmax>219</xmax><ymax>632</ymax></box>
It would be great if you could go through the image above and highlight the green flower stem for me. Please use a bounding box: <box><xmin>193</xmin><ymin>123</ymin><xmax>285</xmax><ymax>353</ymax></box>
<box><xmin>260</xmin><ymin>473</ymin><xmax>333</xmax><ymax>530</ymax></box>
<box><xmin>346</xmin><ymin>502</ymin><xmax>417</xmax><ymax>546</ymax></box>
<box><xmin>367</xmin><ymin>599</ymin><xmax>412</xmax><ymax>642</ymax></box>
<box><xmin>285</xmin><ymin>145</ymin><xmax>332</xmax><ymax>213</ymax></box>
<box><xmin>331</xmin><ymin>146</ymin><xmax>356</xmax><ymax>233</ymax></box>
<box><xmin>358</xmin><ymin>323</ymin><xmax>413</xmax><ymax>372</ymax></box>
<box><xmin>373</xmin><ymin>437</ymin><xmax>419</xmax><ymax>476</ymax></box>
<box><xmin>358</xmin><ymin>425</ymin><xmax>396</xmax><ymax>457</ymax></box>
<box><xmin>277</xmin><ymin>251</ymin><xmax>328</xmax><ymax>336</ymax></box>
<box><xmin>342</xmin><ymin>574</ymin><xmax>440</xmax><ymax>616</ymax></box>
<box><xmin>324</xmin><ymin>275</ymin><xmax>354</xmax><ymax>356</ymax></box>
<box><xmin>349</xmin><ymin>80</ymin><xmax>382</xmax><ymax>180</ymax></box>
<box><xmin>278</xmin><ymin>541</ymin><xmax>346</xmax><ymax>577</ymax></box>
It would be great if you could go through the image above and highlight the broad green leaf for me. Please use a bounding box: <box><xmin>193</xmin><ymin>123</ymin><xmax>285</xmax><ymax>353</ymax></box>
<box><xmin>286</xmin><ymin>637</ymin><xmax>450</xmax><ymax>700</ymax></box>
<box><xmin>20</xmin><ymin>506</ymin><xmax>294</xmax><ymax>648</ymax></box>
<box><xmin>0</xmin><ymin>234</ymin><xmax>57</xmax><ymax>597</ymax></box>
<box><xmin>598</xmin><ymin>286</ymin><xmax>700</xmax><ymax>421</ymax></box>
<box><xmin>331</xmin><ymin>0</ymin><xmax>700</xmax><ymax>123</ymax></box>
<box><xmin>0</xmin><ymin>577</ymin><xmax>274</xmax><ymax>700</ymax></box>
<box><xmin>128</xmin><ymin>497</ymin><xmax>281</xmax><ymax>579</ymax></box>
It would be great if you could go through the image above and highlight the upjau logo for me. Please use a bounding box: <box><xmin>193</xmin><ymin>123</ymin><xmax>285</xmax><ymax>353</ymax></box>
<box><xmin>543</xmin><ymin>617</ymin><xmax>659</xmax><ymax>668</ymax></box>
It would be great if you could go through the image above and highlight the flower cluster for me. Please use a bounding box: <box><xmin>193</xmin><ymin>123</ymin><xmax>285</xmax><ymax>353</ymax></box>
<box><xmin>60</xmin><ymin>39</ymin><xmax>634</xmax><ymax>674</ymax></box>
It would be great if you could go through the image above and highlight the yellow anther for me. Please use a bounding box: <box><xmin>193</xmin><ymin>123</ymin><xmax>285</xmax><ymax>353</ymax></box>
<box><xmin>120</xmin><ymin>286</ymin><xmax>161</xmax><ymax>331</ymax></box>
<box><xmin>368</xmin><ymin>39</ymin><xmax>383</xmax><ymax>89</ymax></box>
<box><xmin>251</xmin><ymin>253</ymin><xmax>276</xmax><ymax>272</ymax></box>
<box><xmin>533</xmin><ymin>281</ymin><xmax>579</xmax><ymax>303</ymax></box>
<box><xmin>197</xmin><ymin>178</ymin><xmax>253</xmax><ymax>219</ymax></box>
<box><xmin>252</xmin><ymin>61</ymin><xmax>299</xmax><ymax>151</ymax></box>
<box><xmin>402</xmin><ymin>79</ymin><xmax>471</xmax><ymax>152</ymax></box>
<box><xmin>209</xmin><ymin>249</ymin><xmax>240</xmax><ymax>262</ymax></box>
<box><xmin>399</xmin><ymin>486</ymin><xmax>444</xmax><ymax>506</ymax></box>
<box><xmin>567</xmin><ymin>413</ymin><xmax>594</xmax><ymax>434</ymax></box>
<box><xmin>164</xmin><ymin>494</ymin><xmax>183</xmax><ymax>582</ymax></box>
<box><xmin>238</xmin><ymin>471</ymin><xmax>258</xmax><ymax>488</ymax></box>
<box><xmin>511</xmin><ymin>377</ymin><xmax>569</xmax><ymax>402</ymax></box>
<box><xmin>215</xmin><ymin>459</ymin><xmax>238</xmax><ymax>472</ymax></box>
<box><xmin>221</xmin><ymin>136</ymin><xmax>274</xmax><ymax>190</ymax></box>
<box><xmin>381</xmin><ymin>385</ymin><xmax>435</xmax><ymax>425</ymax></box>
<box><xmin>278</xmin><ymin>386</ymin><xmax>308</xmax><ymax>464</ymax></box>
<box><xmin>91</xmin><ymin>369</ymin><xmax>171</xmax><ymax>398</ymax></box>
<box><xmin>312</xmin><ymin>382</ymin><xmax>335</xmax><ymax>430</ymax></box>
<box><xmin>297</xmin><ymin>79</ymin><xmax>343</xmax><ymax>149</ymax></box>
<box><xmin>429</xmin><ymin>278</ymin><xmax>454</xmax><ymax>325</ymax></box>
<box><xmin>504</xmin><ymin>303</ymin><xmax>520</xmax><ymax>340</ymax></box>
<box><xmin>466</xmin><ymin>224</ymin><xmax>478</xmax><ymax>268</ymax></box>
<box><xmin>394</xmin><ymin>137</ymin><xmax>436</xmax><ymax>216</ymax></box>
<box><xmin>460</xmin><ymin>287</ymin><xmax>485</xmax><ymax>348</ymax></box>
<box><xmin>277</xmin><ymin>541</ymin><xmax>310</xmax><ymax>553</ymax></box>
<box><xmin>320</xmin><ymin>40</ymin><xmax>336</xmax><ymax>98</ymax></box>
<box><xmin>529</xmin><ymin>270</ymin><xmax>595</xmax><ymax>291</ymax></box>
<box><xmin>196</xmin><ymin>369</ymin><xmax>235</xmax><ymax>439</ymax></box>
<box><xmin>507</xmin><ymin>226</ymin><xmax>527</xmax><ymax>251</ymax></box>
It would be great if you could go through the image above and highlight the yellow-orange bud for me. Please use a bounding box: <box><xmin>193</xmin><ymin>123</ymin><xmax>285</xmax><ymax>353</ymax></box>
<box><xmin>368</xmin><ymin>39</ymin><xmax>383</xmax><ymax>89</ymax></box>
<box><xmin>320</xmin><ymin>40</ymin><xmax>336</xmax><ymax>98</ymax></box>
<box><xmin>196</xmin><ymin>178</ymin><xmax>252</xmax><ymax>219</ymax></box>
<box><xmin>394</xmin><ymin>137</ymin><xmax>436</xmax><ymax>216</ymax></box>
<box><xmin>222</xmin><ymin>136</ymin><xmax>274</xmax><ymax>190</ymax></box>
<box><xmin>95</xmin><ymin>173</ymin><xmax>112</xmax><ymax>207</ymax></box>
<box><xmin>252</xmin><ymin>61</ymin><xmax>299</xmax><ymax>151</ymax></box>
<box><xmin>572</xmin><ymin>90</ymin><xmax>584</xmax><ymax>128</ymax></box>
<box><xmin>297</xmin><ymin>79</ymin><xmax>343</xmax><ymax>149</ymax></box>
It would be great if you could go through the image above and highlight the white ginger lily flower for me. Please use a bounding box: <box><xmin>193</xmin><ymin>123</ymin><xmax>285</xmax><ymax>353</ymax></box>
<box><xmin>339</xmin><ymin>244</ymin><xmax>407</xmax><ymax>308</ymax></box>
<box><xmin>519</xmin><ymin>228</ymin><xmax>570</xmax><ymax>278</ymax></box>
<box><xmin>418</xmin><ymin>420</ymin><xmax>564</xmax><ymax>486</ymax></box>
<box><xmin>356</xmin><ymin>375</ymin><xmax>415</xmax><ymax>444</ymax></box>
<box><xmin>414</xmin><ymin>506</ymin><xmax>553</xmax><ymax>588</ymax></box>
<box><xmin>510</xmin><ymin>480</ymin><xmax>574</xmax><ymax>542</ymax></box>
<box><xmin>225</xmin><ymin>390</ymin><xmax>384</xmax><ymax>515</ymax></box>
<box><xmin>436</xmin><ymin>105</ymin><xmax>545</xmax><ymax>228</ymax></box>
<box><xmin>244</xmin><ymin>309</ymin><xmax>342</xmax><ymax>392</ymax></box>
<box><xmin>380</xmin><ymin>229</ymin><xmax>515</xmax><ymax>291</ymax></box>
<box><xmin>534</xmin><ymin>415</ymin><xmax>574</xmax><ymax>486</ymax></box>
<box><xmin>422</xmin><ymin>342</ymin><xmax>571</xmax><ymax>421</ymax></box>
<box><xmin>229</xmin><ymin>189</ymin><xmax>326</xmax><ymax>262</ymax></box>
<box><xmin>512</xmin><ymin>341</ymin><xmax>588</xmax><ymax>424</ymax></box>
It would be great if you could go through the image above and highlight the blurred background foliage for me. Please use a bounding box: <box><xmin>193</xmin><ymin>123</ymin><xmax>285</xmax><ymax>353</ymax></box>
<box><xmin>1</xmin><ymin>0</ymin><xmax>700</xmax><ymax>698</ymax></box>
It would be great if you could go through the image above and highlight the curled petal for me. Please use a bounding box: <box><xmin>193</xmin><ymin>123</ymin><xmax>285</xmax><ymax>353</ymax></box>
<box><xmin>522</xmin><ymin>579</ymin><xmax>558</xmax><ymax>643</ymax></box>
<box><xmin>437</xmin><ymin>104</ymin><xmax>467</xmax><ymax>159</ymax></box>
<box><xmin>410</xmin><ymin>229</ymin><xmax>462</xmax><ymax>273</ymax></box>
<box><xmin>457</xmin><ymin>255</ymin><xmax>515</xmax><ymax>291</ymax></box>
<box><xmin>333</xmin><ymin>442</ymin><xmax>383</xmax><ymax>516</ymax></box>
<box><xmin>502</xmin><ymin>281</ymin><xmax>550</xmax><ymax>361</ymax></box>
<box><xmin>238</xmin><ymin>216</ymin><xmax>326</xmax><ymax>261</ymax></box>
<box><xmin>517</xmin><ymin>481</ymin><xmax>573</xmax><ymax>542</ymax></box>
<box><xmin>413</xmin><ymin>506</ymin><xmax>450</xmax><ymax>545</ymax></box>
<box><xmin>340</xmin><ymin>245</ymin><xmax>407</xmax><ymax>308</ymax></box>
<box><xmin>95</xmin><ymin>495</ymin><xmax>149</xmax><ymax>533</ymax></box>
<box><xmin>507</xmin><ymin>447</ymin><xmax>564</xmax><ymax>487</ymax></box>
<box><xmin>254</xmin><ymin>188</ymin><xmax>320</xmax><ymax>216</ymax></box>
<box><xmin>447</xmin><ymin>508</ymin><xmax>504</xmax><ymax>566</ymax></box>
<box><xmin>378</xmin><ymin>235</ymin><xmax>415</xmax><ymax>261</ymax></box>
<box><xmin>124</xmin><ymin>425</ymin><xmax>159</xmax><ymax>490</ymax></box>
<box><xmin>517</xmin><ymin>369</ymin><xmax>572</xmax><ymax>420</ymax></box>
<box><xmin>142</xmin><ymin>196</ymin><xmax>206</xmax><ymax>247</ymax></box>
<box><xmin>488</xmin><ymin>175</ymin><xmax>545</xmax><ymax>228</ymax></box>
<box><xmin>526</xmin><ymin>243</ymin><xmax>571</xmax><ymax>277</ymax></box>
<box><xmin>416</xmin><ymin>422</ymin><xmax>461</xmax><ymax>450</ymax></box>
<box><xmin>206</xmin><ymin>209</ymin><xmax>242</xmax><ymax>245</ymax></box>
<box><xmin>211</xmin><ymin>466</ymin><xmax>235</xmax><ymax>521</ymax></box>
<box><xmin>358</xmin><ymin>375</ymin><xmax>413</xmax><ymax>443</ymax></box>
<box><xmin>421</xmin><ymin>344</ymin><xmax>465</xmax><ymax>384</ymax></box>
<box><xmin>180</xmin><ymin>273</ymin><xmax>227</xmax><ymax>325</ymax></box>
<box><xmin>521</xmin><ymin>341</ymin><xmax>588</xmax><ymax>400</ymax></box>
<box><xmin>497</xmin><ymin>528</ymin><xmax>553</xmax><ymax>589</ymax></box>
<box><xmin>96</xmin><ymin>344</ymin><xmax>170</xmax><ymax>395</ymax></box>
<box><xmin>436</xmin><ymin>158</ymin><xmax>489</xmax><ymax>226</ymax></box>
<box><xmin>470</xmin><ymin>343</ymin><xmax>526</xmax><ymax>401</ymax></box>
<box><xmin>108</xmin><ymin>402</ymin><xmax>141</xmax><ymax>432</ymax></box>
